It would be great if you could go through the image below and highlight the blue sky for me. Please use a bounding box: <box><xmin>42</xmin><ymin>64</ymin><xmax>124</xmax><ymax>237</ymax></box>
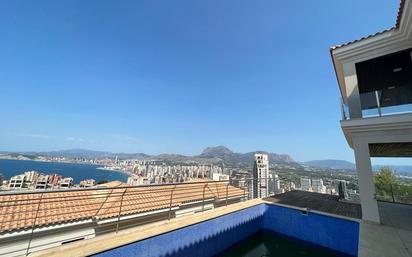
<box><xmin>0</xmin><ymin>0</ymin><xmax>408</xmax><ymax>164</ymax></box>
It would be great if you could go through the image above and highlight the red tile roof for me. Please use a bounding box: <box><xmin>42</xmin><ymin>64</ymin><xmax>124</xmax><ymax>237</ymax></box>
<box><xmin>0</xmin><ymin>181</ymin><xmax>245</xmax><ymax>233</ymax></box>
<box><xmin>330</xmin><ymin>0</ymin><xmax>406</xmax><ymax>51</ymax></box>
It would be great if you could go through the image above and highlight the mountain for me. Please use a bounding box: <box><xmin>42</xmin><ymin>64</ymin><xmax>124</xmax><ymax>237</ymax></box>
<box><xmin>200</xmin><ymin>146</ymin><xmax>234</xmax><ymax>158</ymax></box>
<box><xmin>3</xmin><ymin>146</ymin><xmax>295</xmax><ymax>167</ymax></box>
<box><xmin>303</xmin><ymin>160</ymin><xmax>356</xmax><ymax>170</ymax></box>
<box><xmin>37</xmin><ymin>149</ymin><xmax>113</xmax><ymax>159</ymax></box>
<box><xmin>197</xmin><ymin>146</ymin><xmax>295</xmax><ymax>166</ymax></box>
<box><xmin>373</xmin><ymin>165</ymin><xmax>412</xmax><ymax>175</ymax></box>
<box><xmin>303</xmin><ymin>159</ymin><xmax>412</xmax><ymax>174</ymax></box>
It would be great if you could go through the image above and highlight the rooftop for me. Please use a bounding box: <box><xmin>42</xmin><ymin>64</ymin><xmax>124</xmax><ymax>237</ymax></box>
<box><xmin>0</xmin><ymin>180</ymin><xmax>244</xmax><ymax>233</ymax></box>
<box><xmin>266</xmin><ymin>190</ymin><xmax>362</xmax><ymax>219</ymax></box>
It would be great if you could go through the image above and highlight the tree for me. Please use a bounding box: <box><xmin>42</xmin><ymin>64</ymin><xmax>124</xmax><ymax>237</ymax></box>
<box><xmin>374</xmin><ymin>166</ymin><xmax>398</xmax><ymax>186</ymax></box>
<box><xmin>374</xmin><ymin>167</ymin><xmax>399</xmax><ymax>202</ymax></box>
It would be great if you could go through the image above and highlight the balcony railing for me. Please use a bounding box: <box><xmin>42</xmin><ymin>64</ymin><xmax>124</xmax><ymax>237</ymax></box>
<box><xmin>340</xmin><ymin>84</ymin><xmax>412</xmax><ymax>120</ymax></box>
<box><xmin>0</xmin><ymin>178</ymin><xmax>279</xmax><ymax>257</ymax></box>
<box><xmin>375</xmin><ymin>183</ymin><xmax>412</xmax><ymax>205</ymax></box>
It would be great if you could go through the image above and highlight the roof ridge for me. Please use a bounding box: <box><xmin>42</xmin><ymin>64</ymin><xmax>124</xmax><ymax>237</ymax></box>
<box><xmin>330</xmin><ymin>0</ymin><xmax>405</xmax><ymax>51</ymax></box>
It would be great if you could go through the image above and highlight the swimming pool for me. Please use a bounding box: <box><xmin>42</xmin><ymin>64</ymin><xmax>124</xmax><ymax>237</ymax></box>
<box><xmin>215</xmin><ymin>230</ymin><xmax>352</xmax><ymax>257</ymax></box>
<box><xmin>93</xmin><ymin>203</ymin><xmax>359</xmax><ymax>257</ymax></box>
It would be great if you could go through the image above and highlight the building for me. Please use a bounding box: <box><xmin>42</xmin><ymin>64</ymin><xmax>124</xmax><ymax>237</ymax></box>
<box><xmin>252</xmin><ymin>153</ymin><xmax>269</xmax><ymax>198</ymax></box>
<box><xmin>127</xmin><ymin>175</ymin><xmax>150</xmax><ymax>186</ymax></box>
<box><xmin>311</xmin><ymin>178</ymin><xmax>326</xmax><ymax>194</ymax></box>
<box><xmin>23</xmin><ymin>171</ymin><xmax>39</xmax><ymax>183</ymax></box>
<box><xmin>79</xmin><ymin>179</ymin><xmax>96</xmax><ymax>188</ymax></box>
<box><xmin>330</xmin><ymin>0</ymin><xmax>412</xmax><ymax>223</ymax></box>
<box><xmin>300</xmin><ymin>177</ymin><xmax>311</xmax><ymax>192</ymax></box>
<box><xmin>49</xmin><ymin>174</ymin><xmax>63</xmax><ymax>186</ymax></box>
<box><xmin>35</xmin><ymin>175</ymin><xmax>49</xmax><ymax>189</ymax></box>
<box><xmin>212</xmin><ymin>173</ymin><xmax>229</xmax><ymax>181</ymax></box>
<box><xmin>337</xmin><ymin>180</ymin><xmax>348</xmax><ymax>200</ymax></box>
<box><xmin>59</xmin><ymin>177</ymin><xmax>73</xmax><ymax>188</ymax></box>
<box><xmin>268</xmin><ymin>174</ymin><xmax>281</xmax><ymax>195</ymax></box>
<box><xmin>8</xmin><ymin>175</ymin><xmax>26</xmax><ymax>189</ymax></box>
<box><xmin>230</xmin><ymin>172</ymin><xmax>247</xmax><ymax>189</ymax></box>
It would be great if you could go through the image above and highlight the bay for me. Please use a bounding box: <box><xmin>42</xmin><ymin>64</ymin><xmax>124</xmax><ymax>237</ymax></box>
<box><xmin>0</xmin><ymin>159</ymin><xmax>128</xmax><ymax>183</ymax></box>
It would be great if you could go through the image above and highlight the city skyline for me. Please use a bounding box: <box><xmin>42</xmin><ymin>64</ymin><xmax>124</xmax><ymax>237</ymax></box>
<box><xmin>0</xmin><ymin>1</ymin><xmax>403</xmax><ymax>164</ymax></box>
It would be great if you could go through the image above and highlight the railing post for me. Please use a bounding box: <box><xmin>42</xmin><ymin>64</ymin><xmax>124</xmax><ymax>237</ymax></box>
<box><xmin>243</xmin><ymin>182</ymin><xmax>247</xmax><ymax>201</ymax></box>
<box><xmin>168</xmin><ymin>185</ymin><xmax>176</xmax><ymax>221</ymax></box>
<box><xmin>202</xmin><ymin>183</ymin><xmax>208</xmax><ymax>212</ymax></box>
<box><xmin>26</xmin><ymin>192</ymin><xmax>44</xmax><ymax>256</ymax></box>
<box><xmin>225</xmin><ymin>182</ymin><xmax>229</xmax><ymax>207</ymax></box>
<box><xmin>390</xmin><ymin>184</ymin><xmax>395</xmax><ymax>203</ymax></box>
<box><xmin>375</xmin><ymin>90</ymin><xmax>382</xmax><ymax>116</ymax></box>
<box><xmin>116</xmin><ymin>189</ymin><xmax>127</xmax><ymax>233</ymax></box>
<box><xmin>340</xmin><ymin>97</ymin><xmax>347</xmax><ymax>120</ymax></box>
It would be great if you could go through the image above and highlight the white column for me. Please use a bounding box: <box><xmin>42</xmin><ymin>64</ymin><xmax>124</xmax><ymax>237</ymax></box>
<box><xmin>343</xmin><ymin>63</ymin><xmax>362</xmax><ymax>119</ymax></box>
<box><xmin>353</xmin><ymin>141</ymin><xmax>380</xmax><ymax>223</ymax></box>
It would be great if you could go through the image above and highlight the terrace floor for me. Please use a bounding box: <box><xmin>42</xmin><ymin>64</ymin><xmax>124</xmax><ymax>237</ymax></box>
<box><xmin>268</xmin><ymin>191</ymin><xmax>412</xmax><ymax>257</ymax></box>
<box><xmin>265</xmin><ymin>190</ymin><xmax>362</xmax><ymax>219</ymax></box>
<box><xmin>30</xmin><ymin>192</ymin><xmax>412</xmax><ymax>257</ymax></box>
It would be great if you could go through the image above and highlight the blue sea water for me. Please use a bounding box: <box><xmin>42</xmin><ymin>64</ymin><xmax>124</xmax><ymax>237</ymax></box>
<box><xmin>0</xmin><ymin>159</ymin><xmax>128</xmax><ymax>183</ymax></box>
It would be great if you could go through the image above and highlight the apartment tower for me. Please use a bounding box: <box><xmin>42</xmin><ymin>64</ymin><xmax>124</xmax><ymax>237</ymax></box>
<box><xmin>252</xmin><ymin>153</ymin><xmax>269</xmax><ymax>198</ymax></box>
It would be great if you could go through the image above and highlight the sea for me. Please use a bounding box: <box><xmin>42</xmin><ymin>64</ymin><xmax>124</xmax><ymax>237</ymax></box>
<box><xmin>0</xmin><ymin>159</ymin><xmax>128</xmax><ymax>183</ymax></box>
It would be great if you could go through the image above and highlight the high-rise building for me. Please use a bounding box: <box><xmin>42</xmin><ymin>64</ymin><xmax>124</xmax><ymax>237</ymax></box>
<box><xmin>338</xmin><ymin>180</ymin><xmax>348</xmax><ymax>200</ymax></box>
<box><xmin>252</xmin><ymin>153</ymin><xmax>269</xmax><ymax>198</ymax></box>
<box><xmin>312</xmin><ymin>178</ymin><xmax>326</xmax><ymax>194</ymax></box>
<box><xmin>300</xmin><ymin>177</ymin><xmax>311</xmax><ymax>192</ymax></box>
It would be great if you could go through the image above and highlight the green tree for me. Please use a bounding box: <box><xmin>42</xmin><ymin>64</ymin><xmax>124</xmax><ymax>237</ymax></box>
<box><xmin>374</xmin><ymin>166</ymin><xmax>398</xmax><ymax>186</ymax></box>
<box><xmin>374</xmin><ymin>167</ymin><xmax>399</xmax><ymax>202</ymax></box>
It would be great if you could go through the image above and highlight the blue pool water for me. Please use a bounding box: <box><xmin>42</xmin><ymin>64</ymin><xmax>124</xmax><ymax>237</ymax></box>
<box><xmin>93</xmin><ymin>204</ymin><xmax>359</xmax><ymax>257</ymax></box>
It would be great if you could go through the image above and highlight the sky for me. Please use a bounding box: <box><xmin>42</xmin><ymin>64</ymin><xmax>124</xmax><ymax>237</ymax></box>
<box><xmin>0</xmin><ymin>0</ymin><xmax>408</xmax><ymax>165</ymax></box>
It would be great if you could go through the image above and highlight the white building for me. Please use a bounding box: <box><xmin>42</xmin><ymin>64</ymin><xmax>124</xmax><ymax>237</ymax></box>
<box><xmin>127</xmin><ymin>175</ymin><xmax>150</xmax><ymax>186</ymax></box>
<box><xmin>59</xmin><ymin>178</ymin><xmax>73</xmax><ymax>188</ymax></box>
<box><xmin>252</xmin><ymin>153</ymin><xmax>269</xmax><ymax>198</ymax></box>
<box><xmin>312</xmin><ymin>178</ymin><xmax>326</xmax><ymax>194</ymax></box>
<box><xmin>300</xmin><ymin>177</ymin><xmax>311</xmax><ymax>192</ymax></box>
<box><xmin>330</xmin><ymin>0</ymin><xmax>412</xmax><ymax>222</ymax></box>
<box><xmin>8</xmin><ymin>175</ymin><xmax>26</xmax><ymax>189</ymax></box>
<box><xmin>79</xmin><ymin>179</ymin><xmax>96</xmax><ymax>188</ymax></box>
<box><xmin>268</xmin><ymin>174</ymin><xmax>281</xmax><ymax>195</ymax></box>
<box><xmin>24</xmin><ymin>171</ymin><xmax>39</xmax><ymax>183</ymax></box>
<box><xmin>212</xmin><ymin>173</ymin><xmax>229</xmax><ymax>181</ymax></box>
<box><xmin>35</xmin><ymin>175</ymin><xmax>49</xmax><ymax>189</ymax></box>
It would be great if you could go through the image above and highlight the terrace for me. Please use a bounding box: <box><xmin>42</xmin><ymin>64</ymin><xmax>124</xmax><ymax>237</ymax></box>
<box><xmin>0</xmin><ymin>179</ymin><xmax>410</xmax><ymax>257</ymax></box>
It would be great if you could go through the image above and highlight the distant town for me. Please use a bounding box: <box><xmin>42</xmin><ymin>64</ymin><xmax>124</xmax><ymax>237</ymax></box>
<box><xmin>0</xmin><ymin>147</ymin><xmax>368</xmax><ymax>202</ymax></box>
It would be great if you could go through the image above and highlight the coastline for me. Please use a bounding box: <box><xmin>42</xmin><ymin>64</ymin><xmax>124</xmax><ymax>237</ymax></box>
<box><xmin>0</xmin><ymin>158</ymin><xmax>130</xmax><ymax>182</ymax></box>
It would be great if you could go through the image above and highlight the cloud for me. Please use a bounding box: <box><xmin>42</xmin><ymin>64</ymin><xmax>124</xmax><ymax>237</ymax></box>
<box><xmin>14</xmin><ymin>133</ymin><xmax>52</xmax><ymax>139</ymax></box>
<box><xmin>111</xmin><ymin>134</ymin><xmax>139</xmax><ymax>143</ymax></box>
<box><xmin>65</xmin><ymin>137</ymin><xmax>85</xmax><ymax>142</ymax></box>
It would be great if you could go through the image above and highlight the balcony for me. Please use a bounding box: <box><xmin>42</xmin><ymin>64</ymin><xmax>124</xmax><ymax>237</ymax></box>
<box><xmin>340</xmin><ymin>86</ymin><xmax>412</xmax><ymax>121</ymax></box>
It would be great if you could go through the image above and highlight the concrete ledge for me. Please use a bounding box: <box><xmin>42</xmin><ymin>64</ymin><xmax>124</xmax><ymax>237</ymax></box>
<box><xmin>30</xmin><ymin>199</ymin><xmax>264</xmax><ymax>257</ymax></box>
